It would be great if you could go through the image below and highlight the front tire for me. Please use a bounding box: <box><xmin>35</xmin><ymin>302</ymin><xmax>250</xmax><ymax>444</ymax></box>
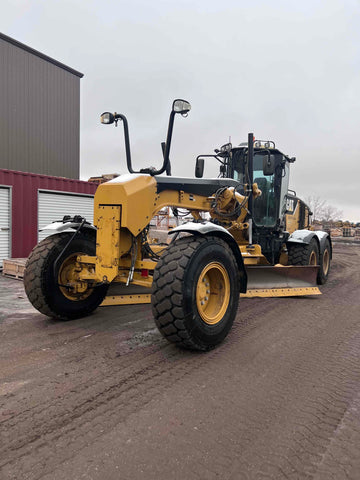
<box><xmin>24</xmin><ymin>232</ymin><xmax>108</xmax><ymax>320</ymax></box>
<box><xmin>151</xmin><ymin>235</ymin><xmax>240</xmax><ymax>351</ymax></box>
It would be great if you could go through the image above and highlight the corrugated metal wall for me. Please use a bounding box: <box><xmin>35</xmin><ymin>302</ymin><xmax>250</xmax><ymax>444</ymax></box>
<box><xmin>0</xmin><ymin>34</ymin><xmax>82</xmax><ymax>179</ymax></box>
<box><xmin>0</xmin><ymin>169</ymin><xmax>97</xmax><ymax>258</ymax></box>
<box><xmin>38</xmin><ymin>191</ymin><xmax>94</xmax><ymax>242</ymax></box>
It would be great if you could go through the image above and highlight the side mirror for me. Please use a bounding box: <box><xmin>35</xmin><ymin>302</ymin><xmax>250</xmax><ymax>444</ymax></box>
<box><xmin>172</xmin><ymin>99</ymin><xmax>191</xmax><ymax>115</ymax></box>
<box><xmin>195</xmin><ymin>158</ymin><xmax>204</xmax><ymax>178</ymax></box>
<box><xmin>263</xmin><ymin>154</ymin><xmax>275</xmax><ymax>176</ymax></box>
<box><xmin>100</xmin><ymin>112</ymin><xmax>115</xmax><ymax>124</ymax></box>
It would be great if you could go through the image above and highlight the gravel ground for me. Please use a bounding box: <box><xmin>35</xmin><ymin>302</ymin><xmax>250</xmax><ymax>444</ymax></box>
<box><xmin>0</xmin><ymin>242</ymin><xmax>360</xmax><ymax>480</ymax></box>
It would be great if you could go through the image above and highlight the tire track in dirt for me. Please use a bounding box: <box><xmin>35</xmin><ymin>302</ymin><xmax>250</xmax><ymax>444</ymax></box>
<box><xmin>41</xmin><ymin>283</ymin><xmax>360</xmax><ymax>480</ymax></box>
<box><xmin>1</xmin><ymin>332</ymin><xmax>254</xmax><ymax>479</ymax></box>
<box><xmin>0</xmin><ymin>295</ymin><xmax>272</xmax><ymax>450</ymax></box>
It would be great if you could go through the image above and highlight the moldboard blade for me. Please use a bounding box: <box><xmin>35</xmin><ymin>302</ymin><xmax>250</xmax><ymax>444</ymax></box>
<box><xmin>243</xmin><ymin>265</ymin><xmax>321</xmax><ymax>297</ymax></box>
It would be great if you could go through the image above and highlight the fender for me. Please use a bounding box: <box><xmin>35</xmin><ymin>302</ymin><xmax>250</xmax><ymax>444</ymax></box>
<box><xmin>287</xmin><ymin>229</ymin><xmax>332</xmax><ymax>257</ymax></box>
<box><xmin>169</xmin><ymin>221</ymin><xmax>247</xmax><ymax>293</ymax></box>
<box><xmin>40</xmin><ymin>216</ymin><xmax>96</xmax><ymax>236</ymax></box>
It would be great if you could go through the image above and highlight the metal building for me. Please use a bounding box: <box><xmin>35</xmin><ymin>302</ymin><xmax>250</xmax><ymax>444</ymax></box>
<box><xmin>0</xmin><ymin>169</ymin><xmax>97</xmax><ymax>266</ymax></box>
<box><xmin>0</xmin><ymin>32</ymin><xmax>83</xmax><ymax>179</ymax></box>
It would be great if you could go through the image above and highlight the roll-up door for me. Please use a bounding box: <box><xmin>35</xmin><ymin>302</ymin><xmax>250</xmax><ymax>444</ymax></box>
<box><xmin>38</xmin><ymin>190</ymin><xmax>94</xmax><ymax>242</ymax></box>
<box><xmin>0</xmin><ymin>187</ymin><xmax>11</xmax><ymax>267</ymax></box>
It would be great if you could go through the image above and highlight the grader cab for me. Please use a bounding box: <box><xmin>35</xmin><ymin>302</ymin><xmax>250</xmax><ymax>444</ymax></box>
<box><xmin>24</xmin><ymin>99</ymin><xmax>331</xmax><ymax>351</ymax></box>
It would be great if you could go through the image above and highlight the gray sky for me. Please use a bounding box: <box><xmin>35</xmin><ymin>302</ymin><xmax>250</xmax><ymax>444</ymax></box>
<box><xmin>2</xmin><ymin>0</ymin><xmax>360</xmax><ymax>221</ymax></box>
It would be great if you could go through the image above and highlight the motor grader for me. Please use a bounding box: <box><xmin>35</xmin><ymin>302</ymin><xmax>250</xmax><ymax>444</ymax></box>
<box><xmin>24</xmin><ymin>99</ymin><xmax>331</xmax><ymax>351</ymax></box>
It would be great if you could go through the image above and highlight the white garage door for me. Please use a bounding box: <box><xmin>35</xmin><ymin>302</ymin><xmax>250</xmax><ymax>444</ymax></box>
<box><xmin>0</xmin><ymin>187</ymin><xmax>11</xmax><ymax>267</ymax></box>
<box><xmin>38</xmin><ymin>190</ymin><xmax>94</xmax><ymax>242</ymax></box>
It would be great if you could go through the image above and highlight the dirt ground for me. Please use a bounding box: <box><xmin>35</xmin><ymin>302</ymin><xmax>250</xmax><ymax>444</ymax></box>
<box><xmin>1</xmin><ymin>242</ymin><xmax>360</xmax><ymax>480</ymax></box>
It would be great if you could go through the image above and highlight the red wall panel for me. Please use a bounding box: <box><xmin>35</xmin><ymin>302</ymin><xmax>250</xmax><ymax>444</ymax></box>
<box><xmin>0</xmin><ymin>169</ymin><xmax>97</xmax><ymax>258</ymax></box>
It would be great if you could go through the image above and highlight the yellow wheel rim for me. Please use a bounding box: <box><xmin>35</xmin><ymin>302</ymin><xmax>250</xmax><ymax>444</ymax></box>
<box><xmin>322</xmin><ymin>249</ymin><xmax>330</xmax><ymax>275</ymax></box>
<box><xmin>309</xmin><ymin>250</ymin><xmax>317</xmax><ymax>265</ymax></box>
<box><xmin>196</xmin><ymin>262</ymin><xmax>231</xmax><ymax>325</ymax></box>
<box><xmin>58</xmin><ymin>253</ymin><xmax>93</xmax><ymax>301</ymax></box>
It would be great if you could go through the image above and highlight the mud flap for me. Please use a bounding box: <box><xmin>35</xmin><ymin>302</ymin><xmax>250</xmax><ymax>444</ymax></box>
<box><xmin>242</xmin><ymin>265</ymin><xmax>321</xmax><ymax>298</ymax></box>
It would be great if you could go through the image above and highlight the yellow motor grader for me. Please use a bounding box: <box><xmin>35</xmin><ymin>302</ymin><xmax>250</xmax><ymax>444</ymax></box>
<box><xmin>24</xmin><ymin>99</ymin><xmax>331</xmax><ymax>351</ymax></box>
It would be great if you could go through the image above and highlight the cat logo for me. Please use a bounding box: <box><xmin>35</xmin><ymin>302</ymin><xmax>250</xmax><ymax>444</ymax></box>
<box><xmin>286</xmin><ymin>197</ymin><xmax>295</xmax><ymax>212</ymax></box>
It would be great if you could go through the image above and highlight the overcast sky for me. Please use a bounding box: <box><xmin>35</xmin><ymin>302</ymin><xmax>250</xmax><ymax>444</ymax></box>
<box><xmin>2</xmin><ymin>0</ymin><xmax>360</xmax><ymax>221</ymax></box>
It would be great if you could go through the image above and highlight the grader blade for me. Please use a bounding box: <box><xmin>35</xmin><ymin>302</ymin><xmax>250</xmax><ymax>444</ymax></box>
<box><xmin>242</xmin><ymin>265</ymin><xmax>321</xmax><ymax>298</ymax></box>
<box><xmin>101</xmin><ymin>284</ymin><xmax>151</xmax><ymax>306</ymax></box>
<box><xmin>100</xmin><ymin>265</ymin><xmax>321</xmax><ymax>306</ymax></box>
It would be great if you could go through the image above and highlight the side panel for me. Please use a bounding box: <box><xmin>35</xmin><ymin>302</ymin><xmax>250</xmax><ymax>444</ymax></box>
<box><xmin>285</xmin><ymin>198</ymin><xmax>311</xmax><ymax>233</ymax></box>
<box><xmin>95</xmin><ymin>205</ymin><xmax>121</xmax><ymax>282</ymax></box>
<box><xmin>95</xmin><ymin>175</ymin><xmax>157</xmax><ymax>236</ymax></box>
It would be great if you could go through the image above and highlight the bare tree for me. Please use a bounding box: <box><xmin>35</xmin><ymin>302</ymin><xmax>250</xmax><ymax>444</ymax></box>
<box><xmin>305</xmin><ymin>195</ymin><xmax>326</xmax><ymax>222</ymax></box>
<box><xmin>321</xmin><ymin>204</ymin><xmax>343</xmax><ymax>224</ymax></box>
<box><xmin>305</xmin><ymin>195</ymin><xmax>343</xmax><ymax>224</ymax></box>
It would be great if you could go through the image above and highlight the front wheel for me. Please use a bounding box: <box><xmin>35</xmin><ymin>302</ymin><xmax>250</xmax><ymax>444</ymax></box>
<box><xmin>151</xmin><ymin>235</ymin><xmax>240</xmax><ymax>351</ymax></box>
<box><xmin>24</xmin><ymin>232</ymin><xmax>108</xmax><ymax>320</ymax></box>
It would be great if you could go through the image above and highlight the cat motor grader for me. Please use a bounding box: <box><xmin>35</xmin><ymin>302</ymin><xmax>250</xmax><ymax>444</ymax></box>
<box><xmin>24</xmin><ymin>99</ymin><xmax>331</xmax><ymax>351</ymax></box>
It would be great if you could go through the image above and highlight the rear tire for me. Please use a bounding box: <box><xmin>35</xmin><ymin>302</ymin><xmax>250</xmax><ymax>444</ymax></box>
<box><xmin>24</xmin><ymin>232</ymin><xmax>108</xmax><ymax>320</ymax></box>
<box><xmin>317</xmin><ymin>238</ymin><xmax>331</xmax><ymax>285</ymax></box>
<box><xmin>151</xmin><ymin>235</ymin><xmax>240</xmax><ymax>351</ymax></box>
<box><xmin>287</xmin><ymin>238</ymin><xmax>319</xmax><ymax>267</ymax></box>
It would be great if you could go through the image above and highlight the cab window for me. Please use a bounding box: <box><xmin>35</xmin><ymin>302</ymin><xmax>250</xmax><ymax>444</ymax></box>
<box><xmin>253</xmin><ymin>153</ymin><xmax>277</xmax><ymax>227</ymax></box>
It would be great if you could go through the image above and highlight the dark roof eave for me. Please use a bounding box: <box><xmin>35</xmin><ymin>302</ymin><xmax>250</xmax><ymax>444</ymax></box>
<box><xmin>0</xmin><ymin>32</ymin><xmax>84</xmax><ymax>78</ymax></box>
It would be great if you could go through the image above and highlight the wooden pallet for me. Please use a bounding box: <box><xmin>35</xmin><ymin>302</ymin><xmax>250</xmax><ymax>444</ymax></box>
<box><xmin>2</xmin><ymin>258</ymin><xmax>27</xmax><ymax>280</ymax></box>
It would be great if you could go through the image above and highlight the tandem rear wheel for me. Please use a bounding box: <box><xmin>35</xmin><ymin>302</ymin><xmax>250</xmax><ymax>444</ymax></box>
<box><xmin>151</xmin><ymin>235</ymin><xmax>240</xmax><ymax>351</ymax></box>
<box><xmin>287</xmin><ymin>237</ymin><xmax>331</xmax><ymax>285</ymax></box>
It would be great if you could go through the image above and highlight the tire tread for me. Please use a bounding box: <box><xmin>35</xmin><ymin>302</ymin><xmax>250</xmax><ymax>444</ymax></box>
<box><xmin>151</xmin><ymin>235</ymin><xmax>238</xmax><ymax>351</ymax></box>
